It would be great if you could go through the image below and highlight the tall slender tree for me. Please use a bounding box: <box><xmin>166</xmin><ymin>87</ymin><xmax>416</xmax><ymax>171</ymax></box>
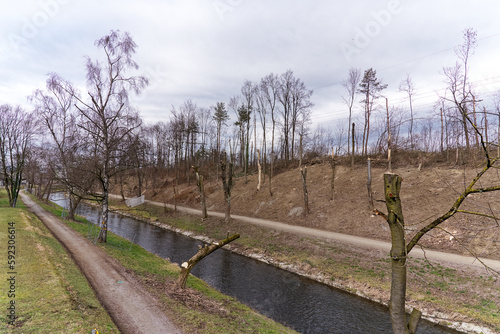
<box><xmin>341</xmin><ymin>67</ymin><xmax>361</xmax><ymax>156</ymax></box>
<box><xmin>213</xmin><ymin>102</ymin><xmax>229</xmax><ymax>160</ymax></box>
<box><xmin>399</xmin><ymin>74</ymin><xmax>415</xmax><ymax>150</ymax></box>
<box><xmin>0</xmin><ymin>105</ymin><xmax>36</xmax><ymax>208</ymax></box>
<box><xmin>67</xmin><ymin>30</ymin><xmax>148</xmax><ymax>243</ymax></box>
<box><xmin>358</xmin><ymin>68</ymin><xmax>387</xmax><ymax>156</ymax></box>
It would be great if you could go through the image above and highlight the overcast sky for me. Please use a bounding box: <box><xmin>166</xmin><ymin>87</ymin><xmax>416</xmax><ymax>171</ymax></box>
<box><xmin>2</xmin><ymin>0</ymin><xmax>500</xmax><ymax>129</ymax></box>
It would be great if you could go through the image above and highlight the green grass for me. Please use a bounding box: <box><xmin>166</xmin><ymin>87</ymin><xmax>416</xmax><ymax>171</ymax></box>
<box><xmin>0</xmin><ymin>191</ymin><xmax>118</xmax><ymax>333</ymax></box>
<box><xmin>29</xmin><ymin>193</ymin><xmax>298</xmax><ymax>334</ymax></box>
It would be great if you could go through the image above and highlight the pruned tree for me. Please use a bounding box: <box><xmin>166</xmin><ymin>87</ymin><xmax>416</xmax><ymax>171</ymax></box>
<box><xmin>192</xmin><ymin>166</ymin><xmax>207</xmax><ymax>219</ymax></box>
<box><xmin>330</xmin><ymin>148</ymin><xmax>335</xmax><ymax>201</ymax></box>
<box><xmin>300</xmin><ymin>166</ymin><xmax>309</xmax><ymax>216</ymax></box>
<box><xmin>358</xmin><ymin>68</ymin><xmax>387</xmax><ymax>156</ymax></box>
<box><xmin>0</xmin><ymin>105</ymin><xmax>37</xmax><ymax>207</ymax></box>
<box><xmin>375</xmin><ymin>99</ymin><xmax>500</xmax><ymax>333</ymax></box>
<box><xmin>220</xmin><ymin>152</ymin><xmax>233</xmax><ymax>222</ymax></box>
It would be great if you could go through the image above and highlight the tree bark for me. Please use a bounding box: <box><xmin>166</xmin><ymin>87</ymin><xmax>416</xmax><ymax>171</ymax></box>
<box><xmin>330</xmin><ymin>148</ymin><xmax>335</xmax><ymax>201</ymax></box>
<box><xmin>97</xmin><ymin>175</ymin><xmax>109</xmax><ymax>243</ymax></box>
<box><xmin>384</xmin><ymin>173</ymin><xmax>420</xmax><ymax>334</ymax></box>
<box><xmin>194</xmin><ymin>168</ymin><xmax>208</xmax><ymax>219</ymax></box>
<box><xmin>351</xmin><ymin>123</ymin><xmax>355</xmax><ymax>168</ymax></box>
<box><xmin>367</xmin><ymin>158</ymin><xmax>374</xmax><ymax>209</ymax></box>
<box><xmin>257</xmin><ymin>149</ymin><xmax>262</xmax><ymax>191</ymax></box>
<box><xmin>221</xmin><ymin>153</ymin><xmax>233</xmax><ymax>222</ymax></box>
<box><xmin>176</xmin><ymin>234</ymin><xmax>240</xmax><ymax>289</ymax></box>
<box><xmin>300</xmin><ymin>167</ymin><xmax>309</xmax><ymax>216</ymax></box>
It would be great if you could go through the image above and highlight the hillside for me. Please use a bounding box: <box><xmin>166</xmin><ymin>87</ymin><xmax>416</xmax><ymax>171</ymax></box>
<box><xmin>129</xmin><ymin>160</ymin><xmax>500</xmax><ymax>260</ymax></box>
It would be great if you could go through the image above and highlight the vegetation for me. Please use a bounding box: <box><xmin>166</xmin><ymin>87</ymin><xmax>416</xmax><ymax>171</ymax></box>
<box><xmin>0</xmin><ymin>191</ymin><xmax>118</xmax><ymax>333</ymax></box>
<box><xmin>106</xmin><ymin>194</ymin><xmax>500</xmax><ymax>332</ymax></box>
<box><xmin>28</xmin><ymin>193</ymin><xmax>298</xmax><ymax>334</ymax></box>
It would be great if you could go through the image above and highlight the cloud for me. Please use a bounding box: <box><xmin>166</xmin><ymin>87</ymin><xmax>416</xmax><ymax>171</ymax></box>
<box><xmin>1</xmin><ymin>0</ymin><xmax>500</xmax><ymax>127</ymax></box>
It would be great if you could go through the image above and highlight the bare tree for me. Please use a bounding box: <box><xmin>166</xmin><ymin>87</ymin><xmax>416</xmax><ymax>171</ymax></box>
<box><xmin>259</xmin><ymin>73</ymin><xmax>280</xmax><ymax>196</ymax></box>
<box><xmin>375</xmin><ymin>104</ymin><xmax>500</xmax><ymax>333</ymax></box>
<box><xmin>241</xmin><ymin>80</ymin><xmax>256</xmax><ymax>177</ymax></box>
<box><xmin>30</xmin><ymin>74</ymin><xmax>88</xmax><ymax>219</ymax></box>
<box><xmin>69</xmin><ymin>30</ymin><xmax>148</xmax><ymax>243</ymax></box>
<box><xmin>341</xmin><ymin>67</ymin><xmax>361</xmax><ymax>157</ymax></box>
<box><xmin>220</xmin><ymin>152</ymin><xmax>233</xmax><ymax>222</ymax></box>
<box><xmin>442</xmin><ymin>27</ymin><xmax>477</xmax><ymax>151</ymax></box>
<box><xmin>0</xmin><ymin>105</ymin><xmax>37</xmax><ymax>207</ymax></box>
<box><xmin>399</xmin><ymin>74</ymin><xmax>415</xmax><ymax>150</ymax></box>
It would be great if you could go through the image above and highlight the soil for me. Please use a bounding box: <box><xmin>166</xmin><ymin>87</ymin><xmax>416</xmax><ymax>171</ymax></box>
<box><xmin>140</xmin><ymin>161</ymin><xmax>500</xmax><ymax>260</ymax></box>
<box><xmin>119</xmin><ymin>160</ymin><xmax>500</xmax><ymax>333</ymax></box>
<box><xmin>20</xmin><ymin>192</ymin><xmax>183</xmax><ymax>334</ymax></box>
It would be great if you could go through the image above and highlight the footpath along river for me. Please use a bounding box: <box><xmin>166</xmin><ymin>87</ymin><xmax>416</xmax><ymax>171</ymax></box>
<box><xmin>50</xmin><ymin>193</ymin><xmax>462</xmax><ymax>334</ymax></box>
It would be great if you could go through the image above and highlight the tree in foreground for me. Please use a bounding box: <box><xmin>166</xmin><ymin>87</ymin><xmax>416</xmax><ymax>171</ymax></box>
<box><xmin>376</xmin><ymin>113</ymin><xmax>500</xmax><ymax>333</ymax></box>
<box><xmin>67</xmin><ymin>30</ymin><xmax>148</xmax><ymax>242</ymax></box>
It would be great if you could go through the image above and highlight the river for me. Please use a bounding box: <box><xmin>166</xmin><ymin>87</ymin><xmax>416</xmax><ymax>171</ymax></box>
<box><xmin>50</xmin><ymin>193</ymin><xmax>461</xmax><ymax>334</ymax></box>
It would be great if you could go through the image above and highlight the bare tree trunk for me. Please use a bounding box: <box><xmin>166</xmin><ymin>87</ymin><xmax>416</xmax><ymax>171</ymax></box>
<box><xmin>386</xmin><ymin>97</ymin><xmax>392</xmax><ymax>172</ymax></box>
<box><xmin>268</xmin><ymin>153</ymin><xmax>273</xmax><ymax>196</ymax></box>
<box><xmin>176</xmin><ymin>234</ymin><xmax>240</xmax><ymax>289</ymax></box>
<box><xmin>330</xmin><ymin>148</ymin><xmax>336</xmax><ymax>201</ymax></box>
<box><xmin>367</xmin><ymin>158</ymin><xmax>374</xmax><ymax>209</ymax></box>
<box><xmin>300</xmin><ymin>167</ymin><xmax>309</xmax><ymax>216</ymax></box>
<box><xmin>298</xmin><ymin>131</ymin><xmax>304</xmax><ymax>168</ymax></box>
<box><xmin>351</xmin><ymin>122</ymin><xmax>355</xmax><ymax>168</ymax></box>
<box><xmin>440</xmin><ymin>107</ymin><xmax>444</xmax><ymax>153</ymax></box>
<box><xmin>221</xmin><ymin>153</ymin><xmax>233</xmax><ymax>222</ymax></box>
<box><xmin>194</xmin><ymin>168</ymin><xmax>208</xmax><ymax>219</ymax></box>
<box><xmin>483</xmin><ymin>106</ymin><xmax>488</xmax><ymax>152</ymax></box>
<box><xmin>257</xmin><ymin>149</ymin><xmax>262</xmax><ymax>191</ymax></box>
<box><xmin>472</xmin><ymin>95</ymin><xmax>480</xmax><ymax>150</ymax></box>
<box><xmin>173</xmin><ymin>176</ymin><xmax>178</xmax><ymax>213</ymax></box>
<box><xmin>384</xmin><ymin>173</ymin><xmax>421</xmax><ymax>334</ymax></box>
<box><xmin>97</xmin><ymin>176</ymin><xmax>109</xmax><ymax>243</ymax></box>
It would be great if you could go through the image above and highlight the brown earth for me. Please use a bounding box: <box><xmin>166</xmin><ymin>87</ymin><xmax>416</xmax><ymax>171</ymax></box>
<box><xmin>111</xmin><ymin>159</ymin><xmax>500</xmax><ymax>333</ymax></box>
<box><xmin>138</xmin><ymin>161</ymin><xmax>500</xmax><ymax>260</ymax></box>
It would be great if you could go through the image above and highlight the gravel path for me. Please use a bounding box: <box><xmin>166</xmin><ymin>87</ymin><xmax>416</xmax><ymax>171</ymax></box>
<box><xmin>21</xmin><ymin>192</ymin><xmax>182</xmax><ymax>334</ymax></box>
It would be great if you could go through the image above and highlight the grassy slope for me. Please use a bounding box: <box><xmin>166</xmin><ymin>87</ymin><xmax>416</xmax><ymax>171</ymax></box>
<box><xmin>0</xmin><ymin>192</ymin><xmax>118</xmax><ymax>333</ymax></box>
<box><xmin>31</xmin><ymin>194</ymin><xmax>298</xmax><ymax>334</ymax></box>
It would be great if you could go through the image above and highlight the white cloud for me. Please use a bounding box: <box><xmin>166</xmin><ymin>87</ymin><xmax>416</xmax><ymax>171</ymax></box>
<box><xmin>1</xmin><ymin>0</ymin><xmax>500</xmax><ymax>126</ymax></box>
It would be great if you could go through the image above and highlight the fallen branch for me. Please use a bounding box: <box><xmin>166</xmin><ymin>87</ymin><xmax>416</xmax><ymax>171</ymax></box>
<box><xmin>176</xmin><ymin>234</ymin><xmax>240</xmax><ymax>289</ymax></box>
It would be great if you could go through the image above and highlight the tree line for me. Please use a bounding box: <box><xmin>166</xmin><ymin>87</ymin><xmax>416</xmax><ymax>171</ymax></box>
<box><xmin>2</xmin><ymin>28</ymin><xmax>500</xmax><ymax>215</ymax></box>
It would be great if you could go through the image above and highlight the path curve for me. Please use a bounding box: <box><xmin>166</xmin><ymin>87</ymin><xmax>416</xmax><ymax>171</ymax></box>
<box><xmin>119</xmin><ymin>195</ymin><xmax>500</xmax><ymax>272</ymax></box>
<box><xmin>21</xmin><ymin>192</ymin><xmax>182</xmax><ymax>334</ymax></box>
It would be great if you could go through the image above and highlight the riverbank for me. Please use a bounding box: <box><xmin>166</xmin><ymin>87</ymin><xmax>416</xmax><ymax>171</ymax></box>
<box><xmin>106</xmin><ymin>196</ymin><xmax>500</xmax><ymax>334</ymax></box>
<box><xmin>29</xmin><ymin>192</ymin><xmax>299</xmax><ymax>334</ymax></box>
<box><xmin>0</xmin><ymin>192</ymin><xmax>118</xmax><ymax>333</ymax></box>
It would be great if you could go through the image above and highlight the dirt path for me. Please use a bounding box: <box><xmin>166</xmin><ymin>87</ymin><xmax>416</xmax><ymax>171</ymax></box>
<box><xmin>21</xmin><ymin>192</ymin><xmax>182</xmax><ymax>334</ymax></box>
<box><xmin>123</xmin><ymin>195</ymin><xmax>500</xmax><ymax>272</ymax></box>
